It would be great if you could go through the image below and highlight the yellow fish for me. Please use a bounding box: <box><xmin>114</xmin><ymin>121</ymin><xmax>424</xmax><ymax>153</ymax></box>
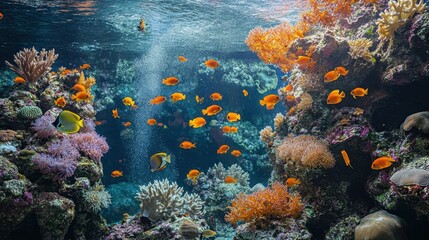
<box><xmin>150</xmin><ymin>152</ymin><xmax>171</xmax><ymax>172</ymax></box>
<box><xmin>55</xmin><ymin>110</ymin><xmax>84</xmax><ymax>134</ymax></box>
<box><xmin>170</xmin><ymin>92</ymin><xmax>186</xmax><ymax>102</ymax></box>
<box><xmin>122</xmin><ymin>97</ymin><xmax>135</xmax><ymax>106</ymax></box>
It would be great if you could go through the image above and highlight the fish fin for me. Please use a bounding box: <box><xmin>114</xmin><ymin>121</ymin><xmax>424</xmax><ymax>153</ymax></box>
<box><xmin>259</xmin><ymin>100</ymin><xmax>265</xmax><ymax>106</ymax></box>
<box><xmin>202</xmin><ymin>109</ymin><xmax>207</xmax><ymax>115</ymax></box>
<box><xmin>192</xmin><ymin>143</ymin><xmax>196</xmax><ymax>148</ymax></box>
<box><xmin>77</xmin><ymin>119</ymin><xmax>84</xmax><ymax>128</ymax></box>
<box><xmin>364</xmin><ymin>88</ymin><xmax>368</xmax><ymax>95</ymax></box>
<box><xmin>296</xmin><ymin>179</ymin><xmax>301</xmax><ymax>184</ymax></box>
<box><xmin>71</xmin><ymin>94</ymin><xmax>76</xmax><ymax>100</ymax></box>
<box><xmin>340</xmin><ymin>91</ymin><xmax>345</xmax><ymax>98</ymax></box>
<box><xmin>189</xmin><ymin>120</ymin><xmax>193</xmax><ymax>126</ymax></box>
<box><xmin>237</xmin><ymin>114</ymin><xmax>241</xmax><ymax>120</ymax></box>
<box><xmin>164</xmin><ymin>155</ymin><xmax>171</xmax><ymax>163</ymax></box>
<box><xmin>183</xmin><ymin>95</ymin><xmax>186</xmax><ymax>100</ymax></box>
<box><xmin>352</xmin><ymin>94</ymin><xmax>356</xmax><ymax>99</ymax></box>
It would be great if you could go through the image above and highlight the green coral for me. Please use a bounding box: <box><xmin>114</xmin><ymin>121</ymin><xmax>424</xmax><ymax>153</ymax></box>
<box><xmin>18</xmin><ymin>106</ymin><xmax>42</xmax><ymax>120</ymax></box>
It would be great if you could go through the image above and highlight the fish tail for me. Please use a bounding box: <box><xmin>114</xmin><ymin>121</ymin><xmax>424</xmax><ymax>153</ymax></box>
<box><xmin>183</xmin><ymin>95</ymin><xmax>186</xmax><ymax>100</ymax></box>
<box><xmin>340</xmin><ymin>91</ymin><xmax>345</xmax><ymax>98</ymax></box>
<box><xmin>189</xmin><ymin>120</ymin><xmax>193</xmax><ymax>127</ymax></box>
<box><xmin>202</xmin><ymin>109</ymin><xmax>207</xmax><ymax>115</ymax></box>
<box><xmin>149</xmin><ymin>100</ymin><xmax>154</xmax><ymax>104</ymax></box>
<box><xmin>77</xmin><ymin>119</ymin><xmax>84</xmax><ymax>128</ymax></box>
<box><xmin>192</xmin><ymin>143</ymin><xmax>196</xmax><ymax>148</ymax></box>
<box><xmin>71</xmin><ymin>94</ymin><xmax>76</xmax><ymax>100</ymax></box>
<box><xmin>364</xmin><ymin>88</ymin><xmax>368</xmax><ymax>95</ymax></box>
<box><xmin>352</xmin><ymin>94</ymin><xmax>356</xmax><ymax>99</ymax></box>
<box><xmin>237</xmin><ymin>114</ymin><xmax>241</xmax><ymax>120</ymax></box>
<box><xmin>165</xmin><ymin>155</ymin><xmax>171</xmax><ymax>163</ymax></box>
<box><xmin>296</xmin><ymin>179</ymin><xmax>301</xmax><ymax>185</ymax></box>
<box><xmin>259</xmin><ymin>100</ymin><xmax>265</xmax><ymax>106</ymax></box>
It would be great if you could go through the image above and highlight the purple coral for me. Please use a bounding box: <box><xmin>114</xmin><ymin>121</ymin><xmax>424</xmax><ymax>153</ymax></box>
<box><xmin>31</xmin><ymin>114</ymin><xmax>57</xmax><ymax>139</ymax></box>
<box><xmin>47</xmin><ymin>138</ymin><xmax>80</xmax><ymax>159</ymax></box>
<box><xmin>33</xmin><ymin>153</ymin><xmax>77</xmax><ymax>180</ymax></box>
<box><xmin>69</xmin><ymin>132</ymin><xmax>109</xmax><ymax>161</ymax></box>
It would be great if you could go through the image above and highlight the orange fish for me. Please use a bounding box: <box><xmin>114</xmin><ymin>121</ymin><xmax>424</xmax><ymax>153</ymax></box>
<box><xmin>222</xmin><ymin>126</ymin><xmax>231</xmax><ymax>133</ymax></box>
<box><xmin>371</xmin><ymin>156</ymin><xmax>395</xmax><ymax>170</ymax></box>
<box><xmin>170</xmin><ymin>92</ymin><xmax>186</xmax><ymax>102</ymax></box>
<box><xmin>189</xmin><ymin>117</ymin><xmax>206</xmax><ymax>128</ymax></box>
<box><xmin>227</xmin><ymin>112</ymin><xmax>241</xmax><ymax>122</ymax></box>
<box><xmin>62</xmin><ymin>69</ymin><xmax>72</xmax><ymax>75</ymax></box>
<box><xmin>14</xmin><ymin>76</ymin><xmax>26</xmax><ymax>84</ymax></box>
<box><xmin>178</xmin><ymin>56</ymin><xmax>188</xmax><ymax>62</ymax></box>
<box><xmin>72</xmin><ymin>84</ymin><xmax>86</xmax><ymax>92</ymax></box>
<box><xmin>341</xmin><ymin>150</ymin><xmax>353</xmax><ymax>169</ymax></box>
<box><xmin>231</xmin><ymin>150</ymin><xmax>241</xmax><ymax>157</ymax></box>
<box><xmin>80</xmin><ymin>63</ymin><xmax>91</xmax><ymax>70</ymax></box>
<box><xmin>180</xmin><ymin>141</ymin><xmax>196</xmax><ymax>149</ymax></box>
<box><xmin>350</xmin><ymin>88</ymin><xmax>368</xmax><ymax>99</ymax></box>
<box><xmin>284</xmin><ymin>84</ymin><xmax>293</xmax><ymax>92</ymax></box>
<box><xmin>217</xmin><ymin>144</ymin><xmax>230</xmax><ymax>154</ymax></box>
<box><xmin>95</xmin><ymin>120</ymin><xmax>106</xmax><ymax>126</ymax></box>
<box><xmin>202</xmin><ymin>105</ymin><xmax>222</xmax><ymax>116</ymax></box>
<box><xmin>210</xmin><ymin>92</ymin><xmax>223</xmax><ymax>101</ymax></box>
<box><xmin>72</xmin><ymin>92</ymin><xmax>92</xmax><ymax>102</ymax></box>
<box><xmin>147</xmin><ymin>118</ymin><xmax>157</xmax><ymax>125</ymax></box>
<box><xmin>122</xmin><ymin>97</ymin><xmax>135</xmax><ymax>106</ymax></box>
<box><xmin>187</xmin><ymin>169</ymin><xmax>200</xmax><ymax>185</ymax></box>
<box><xmin>327</xmin><ymin>90</ymin><xmax>345</xmax><ymax>104</ymax></box>
<box><xmin>195</xmin><ymin>95</ymin><xmax>204</xmax><ymax>104</ymax></box>
<box><xmin>260</xmin><ymin>94</ymin><xmax>280</xmax><ymax>110</ymax></box>
<box><xmin>242</xmin><ymin>89</ymin><xmax>248</xmax><ymax>96</ymax></box>
<box><xmin>286</xmin><ymin>178</ymin><xmax>301</xmax><ymax>187</ymax></box>
<box><xmin>335</xmin><ymin>66</ymin><xmax>348</xmax><ymax>76</ymax></box>
<box><xmin>162</xmin><ymin>76</ymin><xmax>180</xmax><ymax>86</ymax></box>
<box><xmin>50</xmin><ymin>71</ymin><xmax>56</xmax><ymax>75</ymax></box>
<box><xmin>224</xmin><ymin>176</ymin><xmax>237</xmax><ymax>184</ymax></box>
<box><xmin>287</xmin><ymin>106</ymin><xmax>296</xmax><ymax>116</ymax></box>
<box><xmin>295</xmin><ymin>56</ymin><xmax>316</xmax><ymax>69</ymax></box>
<box><xmin>0</xmin><ymin>12</ymin><xmax>3</xmax><ymax>20</ymax></box>
<box><xmin>286</xmin><ymin>95</ymin><xmax>295</xmax><ymax>102</ymax></box>
<box><xmin>111</xmin><ymin>170</ymin><xmax>123</xmax><ymax>178</ymax></box>
<box><xmin>123</xmin><ymin>122</ymin><xmax>132</xmax><ymax>127</ymax></box>
<box><xmin>324</xmin><ymin>70</ymin><xmax>341</xmax><ymax>82</ymax></box>
<box><xmin>112</xmin><ymin>109</ymin><xmax>120</xmax><ymax>118</ymax></box>
<box><xmin>230</xmin><ymin>126</ymin><xmax>238</xmax><ymax>133</ymax></box>
<box><xmin>54</xmin><ymin>97</ymin><xmax>66</xmax><ymax>108</ymax></box>
<box><xmin>150</xmin><ymin>96</ymin><xmax>167</xmax><ymax>105</ymax></box>
<box><xmin>205</xmin><ymin>59</ymin><xmax>220</xmax><ymax>69</ymax></box>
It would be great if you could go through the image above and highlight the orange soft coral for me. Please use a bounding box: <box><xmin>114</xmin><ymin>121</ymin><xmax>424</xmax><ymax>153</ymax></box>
<box><xmin>225</xmin><ymin>182</ymin><xmax>303</xmax><ymax>225</ymax></box>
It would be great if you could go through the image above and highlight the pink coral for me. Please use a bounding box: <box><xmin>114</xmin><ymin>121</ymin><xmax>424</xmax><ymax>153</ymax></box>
<box><xmin>69</xmin><ymin>132</ymin><xmax>109</xmax><ymax>161</ymax></box>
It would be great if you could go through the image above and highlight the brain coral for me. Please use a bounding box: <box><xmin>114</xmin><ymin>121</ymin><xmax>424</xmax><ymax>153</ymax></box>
<box><xmin>19</xmin><ymin>106</ymin><xmax>43</xmax><ymax>120</ymax></box>
<box><xmin>355</xmin><ymin>210</ymin><xmax>407</xmax><ymax>240</ymax></box>
<box><xmin>390</xmin><ymin>169</ymin><xmax>429</xmax><ymax>186</ymax></box>
<box><xmin>402</xmin><ymin>111</ymin><xmax>429</xmax><ymax>134</ymax></box>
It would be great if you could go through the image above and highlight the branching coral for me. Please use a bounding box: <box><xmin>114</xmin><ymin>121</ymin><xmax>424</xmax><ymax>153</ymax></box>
<box><xmin>135</xmin><ymin>179</ymin><xmax>204</xmax><ymax>221</ymax></box>
<box><xmin>225</xmin><ymin>182</ymin><xmax>303</xmax><ymax>225</ymax></box>
<box><xmin>276</xmin><ymin>135</ymin><xmax>335</xmax><ymax>169</ymax></box>
<box><xmin>259</xmin><ymin>126</ymin><xmax>276</xmax><ymax>146</ymax></box>
<box><xmin>348</xmin><ymin>38</ymin><xmax>374</xmax><ymax>62</ymax></box>
<box><xmin>5</xmin><ymin>47</ymin><xmax>58</xmax><ymax>82</ymax></box>
<box><xmin>274</xmin><ymin>113</ymin><xmax>285</xmax><ymax>132</ymax></box>
<box><xmin>376</xmin><ymin>0</ymin><xmax>426</xmax><ymax>42</ymax></box>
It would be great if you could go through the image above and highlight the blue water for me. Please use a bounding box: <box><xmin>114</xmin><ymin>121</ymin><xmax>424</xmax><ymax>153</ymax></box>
<box><xmin>0</xmin><ymin>0</ymin><xmax>302</xmax><ymax>222</ymax></box>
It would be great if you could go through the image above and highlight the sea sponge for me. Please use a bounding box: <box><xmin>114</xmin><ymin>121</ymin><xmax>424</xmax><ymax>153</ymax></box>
<box><xmin>19</xmin><ymin>106</ymin><xmax>42</xmax><ymax>120</ymax></box>
<box><xmin>355</xmin><ymin>210</ymin><xmax>407</xmax><ymax>240</ymax></box>
<box><xmin>390</xmin><ymin>168</ymin><xmax>429</xmax><ymax>186</ymax></box>
<box><xmin>276</xmin><ymin>135</ymin><xmax>335</xmax><ymax>169</ymax></box>
<box><xmin>401</xmin><ymin>111</ymin><xmax>429</xmax><ymax>134</ymax></box>
<box><xmin>348</xmin><ymin>38</ymin><xmax>374</xmax><ymax>62</ymax></box>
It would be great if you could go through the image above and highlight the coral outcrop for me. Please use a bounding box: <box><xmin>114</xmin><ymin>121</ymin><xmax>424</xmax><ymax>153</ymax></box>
<box><xmin>355</xmin><ymin>210</ymin><xmax>408</xmax><ymax>240</ymax></box>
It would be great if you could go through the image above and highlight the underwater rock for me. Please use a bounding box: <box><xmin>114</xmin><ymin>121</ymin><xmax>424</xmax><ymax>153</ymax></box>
<box><xmin>355</xmin><ymin>210</ymin><xmax>407</xmax><ymax>240</ymax></box>
<box><xmin>390</xmin><ymin>168</ymin><xmax>429</xmax><ymax>187</ymax></box>
<box><xmin>74</xmin><ymin>157</ymin><xmax>103</xmax><ymax>184</ymax></box>
<box><xmin>0</xmin><ymin>156</ymin><xmax>19</xmax><ymax>182</ymax></box>
<box><xmin>401</xmin><ymin>111</ymin><xmax>429</xmax><ymax>134</ymax></box>
<box><xmin>325</xmin><ymin>214</ymin><xmax>361</xmax><ymax>240</ymax></box>
<box><xmin>179</xmin><ymin>219</ymin><xmax>199</xmax><ymax>239</ymax></box>
<box><xmin>35</xmin><ymin>192</ymin><xmax>75</xmax><ymax>240</ymax></box>
<box><xmin>234</xmin><ymin>220</ymin><xmax>311</xmax><ymax>240</ymax></box>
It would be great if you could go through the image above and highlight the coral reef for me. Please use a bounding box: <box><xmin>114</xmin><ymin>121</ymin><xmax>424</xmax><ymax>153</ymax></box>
<box><xmin>348</xmin><ymin>38</ymin><xmax>374</xmax><ymax>62</ymax></box>
<box><xmin>401</xmin><ymin>111</ymin><xmax>429</xmax><ymax>134</ymax></box>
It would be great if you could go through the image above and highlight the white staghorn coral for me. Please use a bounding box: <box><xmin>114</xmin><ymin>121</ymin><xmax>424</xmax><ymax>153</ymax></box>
<box><xmin>135</xmin><ymin>179</ymin><xmax>204</xmax><ymax>221</ymax></box>
<box><xmin>376</xmin><ymin>0</ymin><xmax>426</xmax><ymax>42</ymax></box>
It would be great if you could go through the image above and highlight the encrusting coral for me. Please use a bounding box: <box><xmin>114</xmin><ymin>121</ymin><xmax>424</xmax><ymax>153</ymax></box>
<box><xmin>135</xmin><ymin>179</ymin><xmax>204</xmax><ymax>222</ymax></box>
<box><xmin>5</xmin><ymin>47</ymin><xmax>58</xmax><ymax>82</ymax></box>
<box><xmin>276</xmin><ymin>135</ymin><xmax>335</xmax><ymax>169</ymax></box>
<box><xmin>401</xmin><ymin>111</ymin><xmax>429</xmax><ymax>134</ymax></box>
<box><xmin>348</xmin><ymin>38</ymin><xmax>374</xmax><ymax>62</ymax></box>
<box><xmin>355</xmin><ymin>210</ymin><xmax>408</xmax><ymax>240</ymax></box>
<box><xmin>225</xmin><ymin>182</ymin><xmax>303</xmax><ymax>225</ymax></box>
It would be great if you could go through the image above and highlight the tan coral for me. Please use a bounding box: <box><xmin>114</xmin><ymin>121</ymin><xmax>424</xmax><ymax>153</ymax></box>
<box><xmin>348</xmin><ymin>38</ymin><xmax>374</xmax><ymax>62</ymax></box>
<box><xmin>259</xmin><ymin>126</ymin><xmax>276</xmax><ymax>145</ymax></box>
<box><xmin>273</xmin><ymin>113</ymin><xmax>285</xmax><ymax>132</ymax></box>
<box><xmin>296</xmin><ymin>92</ymin><xmax>313</xmax><ymax>113</ymax></box>
<box><xmin>0</xmin><ymin>129</ymin><xmax>18</xmax><ymax>142</ymax></box>
<box><xmin>376</xmin><ymin>0</ymin><xmax>426</xmax><ymax>42</ymax></box>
